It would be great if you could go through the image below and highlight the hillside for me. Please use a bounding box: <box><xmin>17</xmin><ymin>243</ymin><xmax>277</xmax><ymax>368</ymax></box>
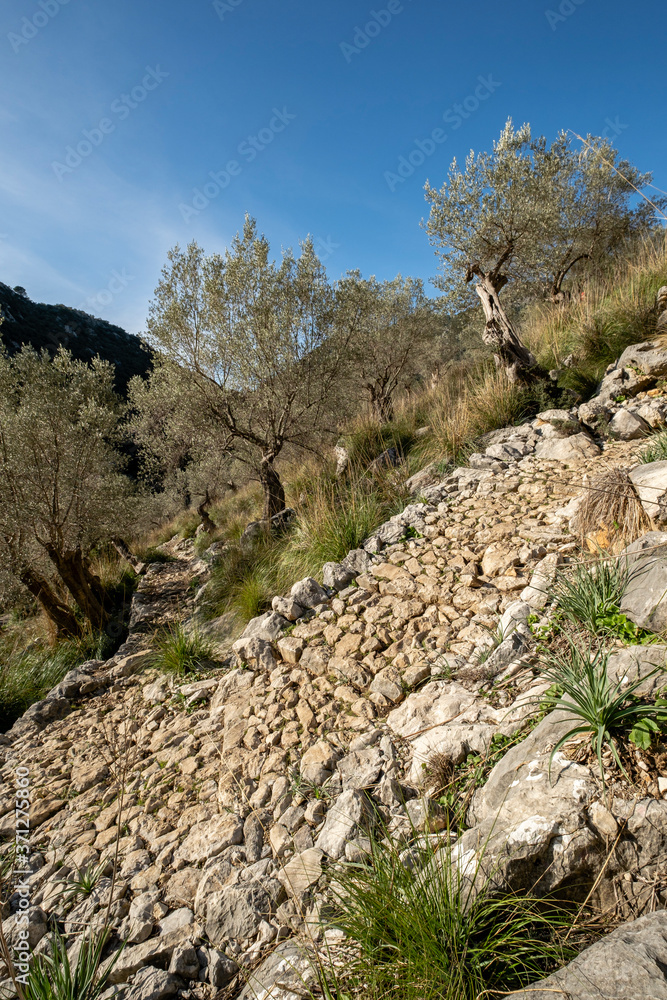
<box><xmin>0</xmin><ymin>282</ymin><xmax>152</xmax><ymax>392</ymax></box>
<box><xmin>4</xmin><ymin>309</ymin><xmax>667</xmax><ymax>996</ymax></box>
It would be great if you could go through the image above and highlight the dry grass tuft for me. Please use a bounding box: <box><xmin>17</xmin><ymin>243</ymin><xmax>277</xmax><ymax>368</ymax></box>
<box><xmin>573</xmin><ymin>467</ymin><xmax>651</xmax><ymax>550</ymax></box>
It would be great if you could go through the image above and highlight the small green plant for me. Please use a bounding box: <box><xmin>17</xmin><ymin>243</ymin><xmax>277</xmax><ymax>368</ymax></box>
<box><xmin>553</xmin><ymin>555</ymin><xmax>629</xmax><ymax>635</ymax></box>
<box><xmin>640</xmin><ymin>429</ymin><xmax>667</xmax><ymax>464</ymax></box>
<box><xmin>315</xmin><ymin>831</ymin><xmax>577</xmax><ymax>1000</ymax></box>
<box><xmin>58</xmin><ymin>862</ymin><xmax>107</xmax><ymax>906</ymax></box>
<box><xmin>153</xmin><ymin>622</ymin><xmax>213</xmax><ymax>676</ymax></box>
<box><xmin>23</xmin><ymin>928</ymin><xmax>121</xmax><ymax>1000</ymax></box>
<box><xmin>539</xmin><ymin>639</ymin><xmax>667</xmax><ymax>788</ymax></box>
<box><xmin>474</xmin><ymin>623</ymin><xmax>512</xmax><ymax>665</ymax></box>
<box><xmin>593</xmin><ymin>610</ymin><xmax>658</xmax><ymax>644</ymax></box>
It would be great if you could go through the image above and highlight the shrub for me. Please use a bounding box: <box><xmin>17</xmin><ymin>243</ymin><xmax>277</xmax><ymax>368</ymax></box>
<box><xmin>315</xmin><ymin>832</ymin><xmax>576</xmax><ymax>1000</ymax></box>
<box><xmin>153</xmin><ymin>623</ymin><xmax>213</xmax><ymax>676</ymax></box>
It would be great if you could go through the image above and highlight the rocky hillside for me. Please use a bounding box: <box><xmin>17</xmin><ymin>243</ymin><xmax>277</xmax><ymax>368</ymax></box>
<box><xmin>4</xmin><ymin>329</ymin><xmax>667</xmax><ymax>998</ymax></box>
<box><xmin>0</xmin><ymin>282</ymin><xmax>152</xmax><ymax>392</ymax></box>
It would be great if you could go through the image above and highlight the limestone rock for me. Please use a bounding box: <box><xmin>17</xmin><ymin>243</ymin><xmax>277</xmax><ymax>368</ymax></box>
<box><xmin>609</xmin><ymin>407</ymin><xmax>651</xmax><ymax>440</ymax></box>
<box><xmin>315</xmin><ymin>789</ymin><xmax>373</xmax><ymax>859</ymax></box>
<box><xmin>503</xmin><ymin>910</ymin><xmax>667</xmax><ymax>999</ymax></box>
<box><xmin>205</xmin><ymin>882</ymin><xmax>273</xmax><ymax>947</ymax></box>
<box><xmin>461</xmin><ymin>709</ymin><xmax>599</xmax><ymax>896</ymax></box>
<box><xmin>534</xmin><ymin>432</ymin><xmax>601</xmax><ymax>462</ymax></box>
<box><xmin>520</xmin><ymin>553</ymin><xmax>560</xmax><ymax>609</ymax></box>
<box><xmin>620</xmin><ymin>532</ymin><xmax>667</xmax><ymax>632</ymax></box>
<box><xmin>271</xmin><ymin>596</ymin><xmax>305</xmax><ymax>621</ymax></box>
<box><xmin>278</xmin><ymin>848</ymin><xmax>324</xmax><ymax>901</ymax></box>
<box><xmin>291</xmin><ymin>577</ymin><xmax>329</xmax><ymax>609</ymax></box>
<box><xmin>300</xmin><ymin>740</ymin><xmax>338</xmax><ymax>785</ymax></box>
<box><xmin>239</xmin><ymin>611</ymin><xmax>289</xmax><ymax>641</ymax></box>
<box><xmin>238</xmin><ymin>940</ymin><xmax>313</xmax><ymax>1000</ymax></box>
<box><xmin>629</xmin><ymin>462</ymin><xmax>667</xmax><ymax>522</ymax></box>
<box><xmin>322</xmin><ymin>561</ymin><xmax>355</xmax><ymax>591</ymax></box>
<box><xmin>125</xmin><ymin>966</ymin><xmax>182</xmax><ymax>999</ymax></box>
<box><xmin>109</xmin><ymin>929</ymin><xmax>193</xmax><ymax>983</ymax></box>
<box><xmin>173</xmin><ymin>814</ymin><xmax>243</xmax><ymax>865</ymax></box>
<box><xmin>230</xmin><ymin>636</ymin><xmax>277</xmax><ymax>672</ymax></box>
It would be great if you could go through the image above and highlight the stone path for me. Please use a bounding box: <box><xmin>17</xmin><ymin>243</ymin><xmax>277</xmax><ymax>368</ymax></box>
<box><xmin>0</xmin><ymin>406</ymin><xmax>661</xmax><ymax>999</ymax></box>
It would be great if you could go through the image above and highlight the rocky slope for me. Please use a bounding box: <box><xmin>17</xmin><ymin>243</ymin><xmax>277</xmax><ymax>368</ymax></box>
<box><xmin>4</xmin><ymin>333</ymin><xmax>667</xmax><ymax>998</ymax></box>
<box><xmin>0</xmin><ymin>282</ymin><xmax>152</xmax><ymax>392</ymax></box>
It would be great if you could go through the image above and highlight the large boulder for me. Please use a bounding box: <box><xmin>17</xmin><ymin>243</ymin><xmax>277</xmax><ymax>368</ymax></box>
<box><xmin>457</xmin><ymin>710</ymin><xmax>600</xmax><ymax>897</ymax></box>
<box><xmin>503</xmin><ymin>910</ymin><xmax>667</xmax><ymax>999</ymax></box>
<box><xmin>597</xmin><ymin>340</ymin><xmax>667</xmax><ymax>402</ymax></box>
<box><xmin>609</xmin><ymin>407</ymin><xmax>651</xmax><ymax>440</ymax></box>
<box><xmin>291</xmin><ymin>577</ymin><xmax>329</xmax><ymax>609</ymax></box>
<box><xmin>620</xmin><ymin>532</ymin><xmax>667</xmax><ymax>632</ymax></box>
<box><xmin>239</xmin><ymin>611</ymin><xmax>289</xmax><ymax>641</ymax></box>
<box><xmin>534</xmin><ymin>433</ymin><xmax>601</xmax><ymax>462</ymax></box>
<box><xmin>629</xmin><ymin>462</ymin><xmax>667</xmax><ymax>522</ymax></box>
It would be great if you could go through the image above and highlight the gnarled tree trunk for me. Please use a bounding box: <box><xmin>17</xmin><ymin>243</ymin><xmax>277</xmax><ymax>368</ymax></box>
<box><xmin>45</xmin><ymin>545</ymin><xmax>108</xmax><ymax>631</ymax></box>
<box><xmin>370</xmin><ymin>388</ymin><xmax>394</xmax><ymax>424</ymax></box>
<box><xmin>197</xmin><ymin>490</ymin><xmax>216</xmax><ymax>534</ymax></box>
<box><xmin>469</xmin><ymin>267</ymin><xmax>546</xmax><ymax>383</ymax></box>
<box><xmin>474</xmin><ymin>274</ymin><xmax>545</xmax><ymax>383</ymax></box>
<box><xmin>259</xmin><ymin>457</ymin><xmax>286</xmax><ymax>521</ymax></box>
<box><xmin>19</xmin><ymin>567</ymin><xmax>82</xmax><ymax>639</ymax></box>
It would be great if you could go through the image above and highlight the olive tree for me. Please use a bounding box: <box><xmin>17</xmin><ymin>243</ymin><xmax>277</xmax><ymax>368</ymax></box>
<box><xmin>142</xmin><ymin>217</ymin><xmax>342</xmax><ymax>520</ymax></box>
<box><xmin>334</xmin><ymin>272</ymin><xmax>439</xmax><ymax>422</ymax></box>
<box><xmin>128</xmin><ymin>359</ymin><xmax>236</xmax><ymax>525</ymax></box>
<box><xmin>0</xmin><ymin>347</ymin><xmax>133</xmax><ymax>636</ymax></box>
<box><xmin>424</xmin><ymin>120</ymin><xmax>662</xmax><ymax>381</ymax></box>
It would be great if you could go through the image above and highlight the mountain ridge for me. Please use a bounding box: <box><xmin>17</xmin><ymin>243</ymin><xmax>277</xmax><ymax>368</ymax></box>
<box><xmin>0</xmin><ymin>281</ymin><xmax>152</xmax><ymax>392</ymax></box>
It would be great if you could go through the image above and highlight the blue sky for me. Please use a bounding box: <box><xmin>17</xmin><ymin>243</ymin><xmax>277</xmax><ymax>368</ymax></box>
<box><xmin>1</xmin><ymin>0</ymin><xmax>665</xmax><ymax>335</ymax></box>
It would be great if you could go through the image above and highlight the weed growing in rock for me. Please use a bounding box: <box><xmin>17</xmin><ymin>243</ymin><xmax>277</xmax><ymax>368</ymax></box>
<box><xmin>640</xmin><ymin>429</ymin><xmax>667</xmax><ymax>463</ymax></box>
<box><xmin>314</xmin><ymin>832</ymin><xmax>577</xmax><ymax>1000</ymax></box>
<box><xmin>153</xmin><ymin>622</ymin><xmax>213</xmax><ymax>676</ymax></box>
<box><xmin>553</xmin><ymin>555</ymin><xmax>628</xmax><ymax>634</ymax></box>
<box><xmin>22</xmin><ymin>927</ymin><xmax>120</xmax><ymax>1000</ymax></box>
<box><xmin>539</xmin><ymin>639</ymin><xmax>667</xmax><ymax>789</ymax></box>
<box><xmin>57</xmin><ymin>861</ymin><xmax>108</xmax><ymax>907</ymax></box>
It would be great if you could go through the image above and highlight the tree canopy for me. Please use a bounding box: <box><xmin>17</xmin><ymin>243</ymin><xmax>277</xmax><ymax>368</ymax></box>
<box><xmin>334</xmin><ymin>272</ymin><xmax>439</xmax><ymax>422</ymax></box>
<box><xmin>138</xmin><ymin>216</ymin><xmax>343</xmax><ymax>519</ymax></box>
<box><xmin>424</xmin><ymin>119</ymin><xmax>664</xmax><ymax>379</ymax></box>
<box><xmin>0</xmin><ymin>347</ymin><xmax>133</xmax><ymax>635</ymax></box>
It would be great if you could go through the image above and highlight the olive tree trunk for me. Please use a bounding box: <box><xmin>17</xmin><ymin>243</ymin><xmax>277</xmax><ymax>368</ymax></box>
<box><xmin>259</xmin><ymin>458</ymin><xmax>286</xmax><ymax>521</ymax></box>
<box><xmin>45</xmin><ymin>545</ymin><xmax>108</xmax><ymax>632</ymax></box>
<box><xmin>473</xmin><ymin>273</ymin><xmax>545</xmax><ymax>383</ymax></box>
<box><xmin>19</xmin><ymin>567</ymin><xmax>82</xmax><ymax>639</ymax></box>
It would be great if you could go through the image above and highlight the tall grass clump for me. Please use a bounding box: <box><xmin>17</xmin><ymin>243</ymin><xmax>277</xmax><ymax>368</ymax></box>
<box><xmin>0</xmin><ymin>628</ymin><xmax>108</xmax><ymax>731</ymax></box>
<box><xmin>523</xmin><ymin>234</ymin><xmax>667</xmax><ymax>391</ymax></box>
<box><xmin>573</xmin><ymin>468</ymin><xmax>651</xmax><ymax>548</ymax></box>
<box><xmin>315</xmin><ymin>833</ymin><xmax>576</xmax><ymax>1000</ymax></box>
<box><xmin>153</xmin><ymin>622</ymin><xmax>213</xmax><ymax>676</ymax></box>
